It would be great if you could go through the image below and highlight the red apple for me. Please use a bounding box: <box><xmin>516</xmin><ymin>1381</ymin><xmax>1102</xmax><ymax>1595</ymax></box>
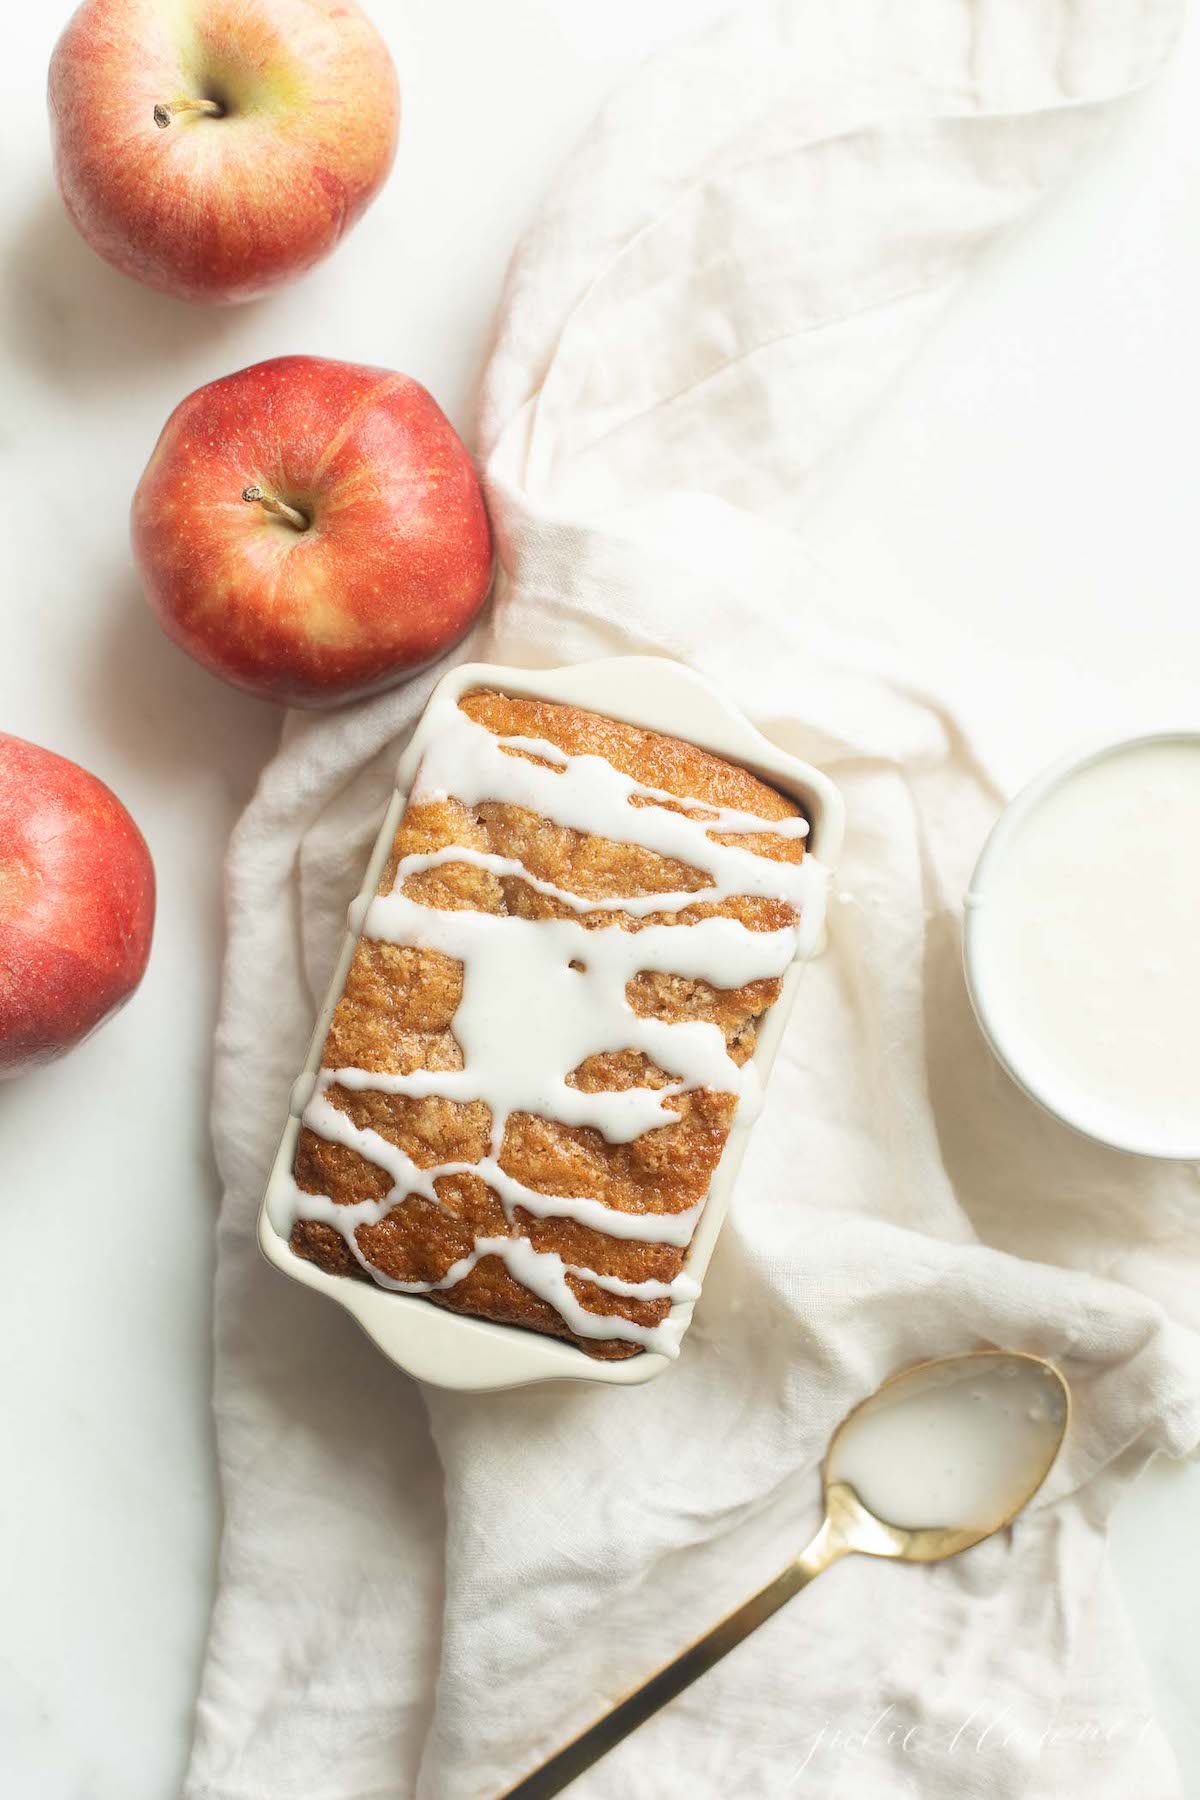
<box><xmin>131</xmin><ymin>356</ymin><xmax>495</xmax><ymax>706</ymax></box>
<box><xmin>48</xmin><ymin>0</ymin><xmax>399</xmax><ymax>304</ymax></box>
<box><xmin>0</xmin><ymin>736</ymin><xmax>155</xmax><ymax>1079</ymax></box>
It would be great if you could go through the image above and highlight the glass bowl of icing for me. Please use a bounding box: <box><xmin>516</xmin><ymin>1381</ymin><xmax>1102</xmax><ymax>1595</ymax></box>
<box><xmin>964</xmin><ymin>730</ymin><xmax>1200</xmax><ymax>1160</ymax></box>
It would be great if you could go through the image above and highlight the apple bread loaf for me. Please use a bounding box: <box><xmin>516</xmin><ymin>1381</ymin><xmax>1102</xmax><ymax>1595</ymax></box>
<box><xmin>276</xmin><ymin>688</ymin><xmax>822</xmax><ymax>1359</ymax></box>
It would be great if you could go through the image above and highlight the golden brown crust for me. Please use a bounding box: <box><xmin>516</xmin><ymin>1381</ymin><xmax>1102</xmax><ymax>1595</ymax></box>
<box><xmin>291</xmin><ymin>689</ymin><xmax>805</xmax><ymax>1358</ymax></box>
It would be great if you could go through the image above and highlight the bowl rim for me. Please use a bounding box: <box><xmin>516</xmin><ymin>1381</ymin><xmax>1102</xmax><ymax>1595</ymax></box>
<box><xmin>962</xmin><ymin>726</ymin><xmax>1200</xmax><ymax>1162</ymax></box>
<box><xmin>257</xmin><ymin>654</ymin><xmax>844</xmax><ymax>1390</ymax></box>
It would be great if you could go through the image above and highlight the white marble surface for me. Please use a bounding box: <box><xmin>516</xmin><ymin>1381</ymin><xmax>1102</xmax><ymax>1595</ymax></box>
<box><xmin>1</xmin><ymin>3</ymin><xmax>1197</xmax><ymax>1796</ymax></box>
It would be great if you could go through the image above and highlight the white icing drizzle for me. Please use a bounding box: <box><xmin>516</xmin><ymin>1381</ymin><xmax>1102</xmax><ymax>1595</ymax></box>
<box><xmin>353</xmin><ymin>898</ymin><xmax>794</xmax><ymax>1143</ymax></box>
<box><xmin>272</xmin><ymin>1166</ymin><xmax>701</xmax><ymax>1352</ymax></box>
<box><xmin>284</xmin><ymin>1085</ymin><xmax>708</xmax><ymax>1244</ymax></box>
<box><xmin>280</xmin><ymin>706</ymin><xmax>828</xmax><ymax>1358</ymax></box>
<box><xmin>410</xmin><ymin>717</ymin><xmax>822</xmax><ymax>949</ymax></box>
<box><xmin>465</xmin><ymin>730</ymin><xmax>810</xmax><ymax>839</ymax></box>
<box><xmin>371</xmin><ymin>843</ymin><xmax>783</xmax><ymax>920</ymax></box>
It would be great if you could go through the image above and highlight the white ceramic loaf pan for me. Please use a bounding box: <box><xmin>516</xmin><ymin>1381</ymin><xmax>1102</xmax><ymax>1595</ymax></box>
<box><xmin>258</xmin><ymin>656</ymin><xmax>844</xmax><ymax>1391</ymax></box>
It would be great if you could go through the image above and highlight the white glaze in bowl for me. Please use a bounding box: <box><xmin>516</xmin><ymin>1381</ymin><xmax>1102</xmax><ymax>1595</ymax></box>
<box><xmin>258</xmin><ymin>656</ymin><xmax>844</xmax><ymax>1390</ymax></box>
<box><xmin>964</xmin><ymin>730</ymin><xmax>1200</xmax><ymax>1161</ymax></box>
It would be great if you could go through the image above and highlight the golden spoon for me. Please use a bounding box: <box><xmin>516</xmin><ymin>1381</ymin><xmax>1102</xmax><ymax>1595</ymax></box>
<box><xmin>501</xmin><ymin>1349</ymin><xmax>1070</xmax><ymax>1799</ymax></box>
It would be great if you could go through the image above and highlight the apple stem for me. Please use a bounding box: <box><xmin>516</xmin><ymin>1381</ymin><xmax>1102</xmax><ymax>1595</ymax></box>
<box><xmin>153</xmin><ymin>98</ymin><xmax>223</xmax><ymax>129</ymax></box>
<box><xmin>242</xmin><ymin>486</ymin><xmax>310</xmax><ymax>532</ymax></box>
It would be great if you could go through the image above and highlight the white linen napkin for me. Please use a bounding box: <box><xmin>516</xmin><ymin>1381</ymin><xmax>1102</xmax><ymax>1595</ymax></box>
<box><xmin>186</xmin><ymin>4</ymin><xmax>1200</xmax><ymax>1797</ymax></box>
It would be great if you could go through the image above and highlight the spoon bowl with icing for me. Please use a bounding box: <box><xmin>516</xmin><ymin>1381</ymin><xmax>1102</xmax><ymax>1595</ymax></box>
<box><xmin>821</xmin><ymin>1348</ymin><xmax>1069</xmax><ymax>1556</ymax></box>
<box><xmin>503</xmin><ymin>1349</ymin><xmax>1070</xmax><ymax>1798</ymax></box>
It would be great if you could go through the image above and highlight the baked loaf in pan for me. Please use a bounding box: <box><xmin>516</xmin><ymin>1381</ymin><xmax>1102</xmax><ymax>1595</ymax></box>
<box><xmin>278</xmin><ymin>688</ymin><xmax>821</xmax><ymax>1360</ymax></box>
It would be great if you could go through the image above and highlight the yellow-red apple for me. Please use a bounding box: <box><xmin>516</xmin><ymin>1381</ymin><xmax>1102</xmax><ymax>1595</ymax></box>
<box><xmin>0</xmin><ymin>736</ymin><xmax>155</xmax><ymax>1079</ymax></box>
<box><xmin>48</xmin><ymin>0</ymin><xmax>399</xmax><ymax>304</ymax></box>
<box><xmin>131</xmin><ymin>356</ymin><xmax>495</xmax><ymax>706</ymax></box>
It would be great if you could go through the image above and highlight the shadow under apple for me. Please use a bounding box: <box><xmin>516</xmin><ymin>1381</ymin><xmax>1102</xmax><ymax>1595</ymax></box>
<box><xmin>4</xmin><ymin>188</ymin><xmax>254</xmax><ymax>392</ymax></box>
<box><xmin>80</xmin><ymin>565</ymin><xmax>283</xmax><ymax>804</ymax></box>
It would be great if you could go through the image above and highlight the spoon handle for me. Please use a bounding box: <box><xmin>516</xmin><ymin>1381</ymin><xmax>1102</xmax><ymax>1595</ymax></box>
<box><xmin>499</xmin><ymin>1520</ymin><xmax>844</xmax><ymax>1799</ymax></box>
